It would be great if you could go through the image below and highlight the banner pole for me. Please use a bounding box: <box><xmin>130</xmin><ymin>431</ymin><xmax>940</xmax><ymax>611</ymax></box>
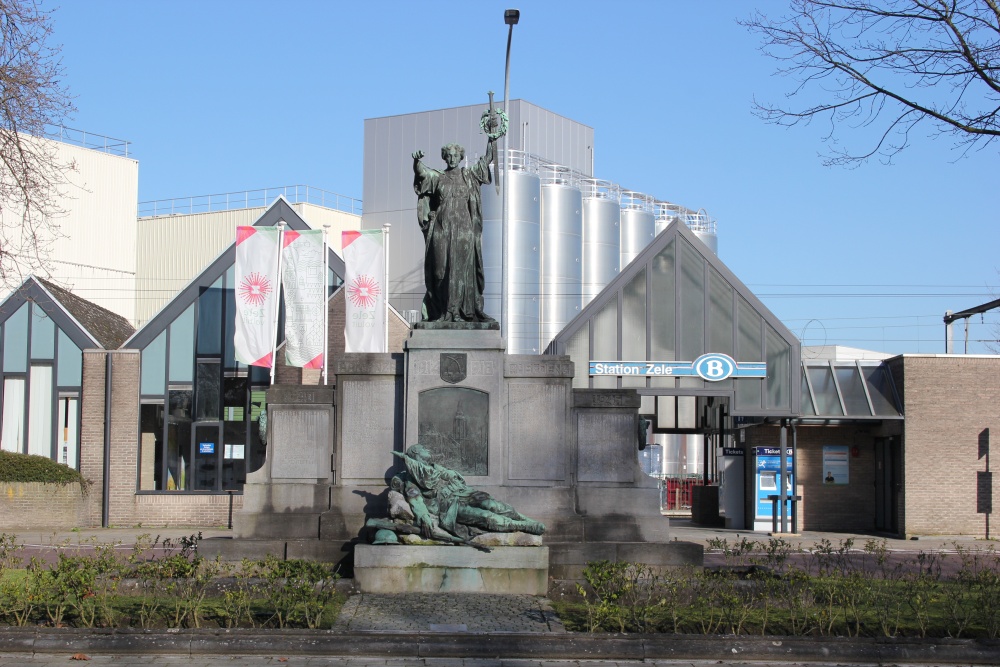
<box><xmin>322</xmin><ymin>224</ymin><xmax>331</xmax><ymax>385</ymax></box>
<box><xmin>383</xmin><ymin>223</ymin><xmax>390</xmax><ymax>353</ymax></box>
<box><xmin>270</xmin><ymin>221</ymin><xmax>286</xmax><ymax>386</ymax></box>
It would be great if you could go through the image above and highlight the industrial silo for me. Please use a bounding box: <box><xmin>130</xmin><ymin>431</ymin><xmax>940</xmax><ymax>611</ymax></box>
<box><xmin>687</xmin><ymin>208</ymin><xmax>719</xmax><ymax>255</ymax></box>
<box><xmin>581</xmin><ymin>178</ymin><xmax>621</xmax><ymax>308</ymax></box>
<box><xmin>482</xmin><ymin>149</ymin><xmax>541</xmax><ymax>354</ymax></box>
<box><xmin>620</xmin><ymin>191</ymin><xmax>655</xmax><ymax>270</ymax></box>
<box><xmin>539</xmin><ymin>164</ymin><xmax>583</xmax><ymax>350</ymax></box>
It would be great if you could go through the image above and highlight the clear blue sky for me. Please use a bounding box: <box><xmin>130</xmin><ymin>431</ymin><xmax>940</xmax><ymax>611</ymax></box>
<box><xmin>52</xmin><ymin>0</ymin><xmax>999</xmax><ymax>355</ymax></box>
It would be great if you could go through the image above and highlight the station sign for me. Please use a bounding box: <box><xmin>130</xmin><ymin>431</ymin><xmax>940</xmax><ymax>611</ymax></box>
<box><xmin>589</xmin><ymin>353</ymin><xmax>766</xmax><ymax>382</ymax></box>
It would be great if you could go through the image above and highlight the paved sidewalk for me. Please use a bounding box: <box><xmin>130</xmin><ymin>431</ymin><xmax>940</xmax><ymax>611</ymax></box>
<box><xmin>334</xmin><ymin>594</ymin><xmax>565</xmax><ymax>633</ymax></box>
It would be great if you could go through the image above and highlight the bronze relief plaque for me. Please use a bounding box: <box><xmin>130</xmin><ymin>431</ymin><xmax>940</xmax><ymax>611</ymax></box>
<box><xmin>440</xmin><ymin>353</ymin><xmax>467</xmax><ymax>384</ymax></box>
<box><xmin>417</xmin><ymin>387</ymin><xmax>488</xmax><ymax>476</ymax></box>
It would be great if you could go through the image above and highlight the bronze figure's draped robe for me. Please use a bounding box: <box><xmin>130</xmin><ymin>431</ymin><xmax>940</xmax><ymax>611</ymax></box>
<box><xmin>413</xmin><ymin>141</ymin><xmax>496</xmax><ymax>322</ymax></box>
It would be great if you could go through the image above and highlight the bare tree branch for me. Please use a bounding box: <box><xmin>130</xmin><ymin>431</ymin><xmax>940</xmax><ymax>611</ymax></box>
<box><xmin>742</xmin><ymin>0</ymin><xmax>1000</xmax><ymax>165</ymax></box>
<box><xmin>0</xmin><ymin>0</ymin><xmax>75</xmax><ymax>287</ymax></box>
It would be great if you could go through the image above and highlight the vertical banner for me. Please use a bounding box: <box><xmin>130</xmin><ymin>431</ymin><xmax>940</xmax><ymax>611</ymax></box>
<box><xmin>342</xmin><ymin>229</ymin><xmax>386</xmax><ymax>353</ymax></box>
<box><xmin>234</xmin><ymin>226</ymin><xmax>281</xmax><ymax>367</ymax></box>
<box><xmin>282</xmin><ymin>229</ymin><xmax>327</xmax><ymax>368</ymax></box>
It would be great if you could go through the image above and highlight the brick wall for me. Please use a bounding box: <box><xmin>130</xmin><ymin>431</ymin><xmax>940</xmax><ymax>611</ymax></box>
<box><xmin>80</xmin><ymin>351</ymin><xmax>108</xmax><ymax>527</ymax></box>
<box><xmin>107</xmin><ymin>350</ymin><xmax>140</xmax><ymax>527</ymax></box>
<box><xmin>0</xmin><ymin>482</ymin><xmax>91</xmax><ymax>530</ymax></box>
<box><xmin>896</xmin><ymin>356</ymin><xmax>1000</xmax><ymax>536</ymax></box>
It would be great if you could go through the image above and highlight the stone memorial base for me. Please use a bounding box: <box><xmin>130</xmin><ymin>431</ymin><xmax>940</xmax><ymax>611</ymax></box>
<box><xmin>354</xmin><ymin>545</ymin><xmax>549</xmax><ymax>595</ymax></box>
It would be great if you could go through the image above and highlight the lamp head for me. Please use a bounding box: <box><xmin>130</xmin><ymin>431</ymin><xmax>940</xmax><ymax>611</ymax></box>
<box><xmin>504</xmin><ymin>9</ymin><xmax>520</xmax><ymax>25</ymax></box>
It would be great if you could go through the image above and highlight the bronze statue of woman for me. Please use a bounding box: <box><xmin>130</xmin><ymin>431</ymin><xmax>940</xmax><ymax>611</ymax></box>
<box><xmin>412</xmin><ymin>136</ymin><xmax>497</xmax><ymax>323</ymax></box>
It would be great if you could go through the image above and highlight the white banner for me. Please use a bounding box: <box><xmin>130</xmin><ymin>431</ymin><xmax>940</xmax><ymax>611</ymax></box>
<box><xmin>342</xmin><ymin>229</ymin><xmax>386</xmax><ymax>353</ymax></box>
<box><xmin>282</xmin><ymin>229</ymin><xmax>327</xmax><ymax>368</ymax></box>
<box><xmin>234</xmin><ymin>226</ymin><xmax>281</xmax><ymax>367</ymax></box>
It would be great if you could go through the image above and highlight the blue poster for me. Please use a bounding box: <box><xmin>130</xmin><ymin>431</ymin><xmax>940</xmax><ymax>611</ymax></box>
<box><xmin>199</xmin><ymin>442</ymin><xmax>215</xmax><ymax>455</ymax></box>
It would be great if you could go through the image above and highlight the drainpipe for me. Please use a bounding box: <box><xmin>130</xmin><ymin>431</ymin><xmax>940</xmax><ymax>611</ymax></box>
<box><xmin>102</xmin><ymin>353</ymin><xmax>112</xmax><ymax>528</ymax></box>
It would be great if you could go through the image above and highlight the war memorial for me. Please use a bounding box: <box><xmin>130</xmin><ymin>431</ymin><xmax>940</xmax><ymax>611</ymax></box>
<box><xmin>209</xmin><ymin>99</ymin><xmax>701</xmax><ymax>592</ymax></box>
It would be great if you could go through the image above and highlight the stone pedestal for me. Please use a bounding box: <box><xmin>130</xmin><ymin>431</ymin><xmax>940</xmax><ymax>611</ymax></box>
<box><xmin>354</xmin><ymin>545</ymin><xmax>549</xmax><ymax>594</ymax></box>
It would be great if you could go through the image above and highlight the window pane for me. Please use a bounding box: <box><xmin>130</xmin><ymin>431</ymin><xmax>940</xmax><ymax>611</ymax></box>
<box><xmin>677</xmin><ymin>395</ymin><xmax>696</xmax><ymax>429</ymax></box>
<box><xmin>139</xmin><ymin>403</ymin><xmax>163</xmax><ymax>490</ymax></box>
<box><xmin>678</xmin><ymin>240</ymin><xmax>705</xmax><ymax>362</ymax></box>
<box><xmin>224</xmin><ymin>281</ymin><xmax>237</xmax><ymax>370</ymax></box>
<box><xmin>30</xmin><ymin>305</ymin><xmax>54</xmax><ymax>360</ymax></box>
<box><xmin>622</xmin><ymin>269</ymin><xmax>646</xmax><ymax>388</ymax></box>
<box><xmin>566</xmin><ymin>324</ymin><xmax>589</xmax><ymax>389</ymax></box>
<box><xmin>168</xmin><ymin>304</ymin><xmax>195</xmax><ymax>383</ymax></box>
<box><xmin>196</xmin><ymin>281</ymin><xmax>224</xmax><ymax>356</ymax></box>
<box><xmin>592</xmin><ymin>297</ymin><xmax>618</xmax><ymax>389</ymax></box>
<box><xmin>3</xmin><ymin>302</ymin><xmax>28</xmax><ymax>372</ymax></box>
<box><xmin>649</xmin><ymin>239</ymin><xmax>676</xmax><ymax>388</ymax></box>
<box><xmin>836</xmin><ymin>365</ymin><xmax>871</xmax><ymax>415</ymax></box>
<box><xmin>765</xmin><ymin>326</ymin><xmax>789</xmax><ymax>410</ymax></box>
<box><xmin>166</xmin><ymin>419</ymin><xmax>190</xmax><ymax>490</ymax></box>
<box><xmin>248</xmin><ymin>388</ymin><xmax>267</xmax><ymax>474</ymax></box>
<box><xmin>863</xmin><ymin>365</ymin><xmax>901</xmax><ymax>416</ymax></box>
<box><xmin>141</xmin><ymin>330</ymin><xmax>167</xmax><ymax>395</ymax></box>
<box><xmin>223</xmin><ymin>420</ymin><xmax>246</xmax><ymax>490</ymax></box>
<box><xmin>657</xmin><ymin>395</ymin><xmax>676</xmax><ymax>429</ymax></box>
<box><xmin>195</xmin><ymin>362</ymin><xmax>221</xmax><ymax>421</ymax></box>
<box><xmin>57</xmin><ymin>396</ymin><xmax>79</xmax><ymax>468</ymax></box>
<box><xmin>1</xmin><ymin>378</ymin><xmax>25</xmax><ymax>453</ymax></box>
<box><xmin>193</xmin><ymin>423</ymin><xmax>220</xmax><ymax>491</ymax></box>
<box><xmin>735</xmin><ymin>296</ymin><xmax>763</xmax><ymax>411</ymax></box>
<box><xmin>800</xmin><ymin>367</ymin><xmax>816</xmax><ymax>416</ymax></box>
<box><xmin>708</xmin><ymin>268</ymin><xmax>734</xmax><ymax>355</ymax></box>
<box><xmin>806</xmin><ymin>365</ymin><xmax>843</xmax><ymax>416</ymax></box>
<box><xmin>28</xmin><ymin>365</ymin><xmax>52</xmax><ymax>458</ymax></box>
<box><xmin>57</xmin><ymin>330</ymin><xmax>83</xmax><ymax>387</ymax></box>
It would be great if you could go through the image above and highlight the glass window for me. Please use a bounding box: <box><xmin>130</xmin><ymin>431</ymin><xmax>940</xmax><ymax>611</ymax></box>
<box><xmin>678</xmin><ymin>240</ymin><xmax>705</xmax><ymax>362</ymax></box>
<box><xmin>566</xmin><ymin>325</ymin><xmax>589</xmax><ymax>389</ymax></box>
<box><xmin>765</xmin><ymin>326</ymin><xmax>790</xmax><ymax>410</ymax></box>
<box><xmin>657</xmin><ymin>395</ymin><xmax>676</xmax><ymax>429</ymax></box>
<box><xmin>27</xmin><ymin>365</ymin><xmax>52</xmax><ymax>458</ymax></box>
<box><xmin>622</xmin><ymin>269</ymin><xmax>646</xmax><ymax>388</ymax></box>
<box><xmin>836</xmin><ymin>365</ymin><xmax>872</xmax><ymax>416</ymax></box>
<box><xmin>193</xmin><ymin>423</ymin><xmax>220</xmax><ymax>490</ymax></box>
<box><xmin>592</xmin><ymin>297</ymin><xmax>618</xmax><ymax>389</ymax></box>
<box><xmin>1</xmin><ymin>378</ymin><xmax>25</xmax><ymax>453</ymax></box>
<box><xmin>223</xmin><ymin>420</ymin><xmax>246</xmax><ymax>490</ymax></box>
<box><xmin>57</xmin><ymin>330</ymin><xmax>82</xmax><ymax>387</ymax></box>
<box><xmin>3</xmin><ymin>302</ymin><xmax>28</xmax><ymax>373</ymax></box>
<box><xmin>677</xmin><ymin>395</ymin><xmax>697</xmax><ymax>430</ymax></box>
<box><xmin>735</xmin><ymin>297</ymin><xmax>763</xmax><ymax>411</ymax></box>
<box><xmin>168</xmin><ymin>304</ymin><xmax>195</xmax><ymax>383</ymax></box>
<box><xmin>139</xmin><ymin>403</ymin><xmax>163</xmax><ymax>491</ymax></box>
<box><xmin>649</xmin><ymin>240</ymin><xmax>676</xmax><ymax>388</ymax></box>
<box><xmin>806</xmin><ymin>365</ymin><xmax>844</xmax><ymax>416</ymax></box>
<box><xmin>141</xmin><ymin>330</ymin><xmax>167</xmax><ymax>395</ymax></box>
<box><xmin>248</xmin><ymin>388</ymin><xmax>268</xmax><ymax>474</ymax></box>
<box><xmin>863</xmin><ymin>365</ymin><xmax>901</xmax><ymax>416</ymax></box>
<box><xmin>224</xmin><ymin>276</ymin><xmax>237</xmax><ymax>370</ymax></box>
<box><xmin>165</xmin><ymin>420</ymin><xmax>190</xmax><ymax>491</ymax></box>
<box><xmin>800</xmin><ymin>367</ymin><xmax>816</xmax><ymax>416</ymax></box>
<box><xmin>195</xmin><ymin>362</ymin><xmax>221</xmax><ymax>421</ymax></box>
<box><xmin>708</xmin><ymin>268</ymin><xmax>734</xmax><ymax>356</ymax></box>
<box><xmin>196</xmin><ymin>281</ymin><xmax>224</xmax><ymax>356</ymax></box>
<box><xmin>57</xmin><ymin>396</ymin><xmax>79</xmax><ymax>468</ymax></box>
<box><xmin>30</xmin><ymin>305</ymin><xmax>54</xmax><ymax>360</ymax></box>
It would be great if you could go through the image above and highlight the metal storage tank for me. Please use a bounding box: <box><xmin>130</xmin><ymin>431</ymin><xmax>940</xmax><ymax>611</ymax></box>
<box><xmin>581</xmin><ymin>179</ymin><xmax>621</xmax><ymax>307</ymax></box>
<box><xmin>540</xmin><ymin>164</ymin><xmax>583</xmax><ymax>350</ymax></box>
<box><xmin>482</xmin><ymin>150</ymin><xmax>541</xmax><ymax>354</ymax></box>
<box><xmin>620</xmin><ymin>191</ymin><xmax>655</xmax><ymax>270</ymax></box>
<box><xmin>655</xmin><ymin>201</ymin><xmax>719</xmax><ymax>255</ymax></box>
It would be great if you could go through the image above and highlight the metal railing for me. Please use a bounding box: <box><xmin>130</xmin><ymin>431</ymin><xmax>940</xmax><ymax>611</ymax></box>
<box><xmin>46</xmin><ymin>126</ymin><xmax>130</xmax><ymax>157</ymax></box>
<box><xmin>655</xmin><ymin>201</ymin><xmax>717</xmax><ymax>235</ymax></box>
<box><xmin>138</xmin><ymin>185</ymin><xmax>363</xmax><ymax>218</ymax></box>
<box><xmin>655</xmin><ymin>475</ymin><xmax>705</xmax><ymax>512</ymax></box>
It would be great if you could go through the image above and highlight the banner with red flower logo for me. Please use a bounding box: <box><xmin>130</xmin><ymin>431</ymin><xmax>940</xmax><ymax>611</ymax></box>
<box><xmin>281</xmin><ymin>229</ymin><xmax>327</xmax><ymax>368</ymax></box>
<box><xmin>234</xmin><ymin>226</ymin><xmax>281</xmax><ymax>367</ymax></box>
<box><xmin>342</xmin><ymin>229</ymin><xmax>386</xmax><ymax>353</ymax></box>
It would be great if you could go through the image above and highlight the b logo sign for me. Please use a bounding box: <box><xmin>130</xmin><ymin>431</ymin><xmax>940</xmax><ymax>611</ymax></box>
<box><xmin>694</xmin><ymin>353</ymin><xmax>737</xmax><ymax>382</ymax></box>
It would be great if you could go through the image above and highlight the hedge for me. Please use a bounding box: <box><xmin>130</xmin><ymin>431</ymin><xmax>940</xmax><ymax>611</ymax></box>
<box><xmin>0</xmin><ymin>450</ymin><xmax>85</xmax><ymax>484</ymax></box>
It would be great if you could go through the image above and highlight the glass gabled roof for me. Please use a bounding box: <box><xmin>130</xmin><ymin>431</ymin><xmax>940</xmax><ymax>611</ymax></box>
<box><xmin>800</xmin><ymin>360</ymin><xmax>902</xmax><ymax>419</ymax></box>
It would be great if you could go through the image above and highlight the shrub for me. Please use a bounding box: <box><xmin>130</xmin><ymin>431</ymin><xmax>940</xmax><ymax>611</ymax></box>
<box><xmin>0</xmin><ymin>451</ymin><xmax>85</xmax><ymax>484</ymax></box>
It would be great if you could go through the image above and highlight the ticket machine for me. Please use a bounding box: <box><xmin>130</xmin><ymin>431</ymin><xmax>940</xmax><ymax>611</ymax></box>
<box><xmin>753</xmin><ymin>446</ymin><xmax>793</xmax><ymax>532</ymax></box>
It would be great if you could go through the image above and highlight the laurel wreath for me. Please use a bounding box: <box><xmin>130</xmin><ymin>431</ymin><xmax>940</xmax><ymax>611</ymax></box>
<box><xmin>480</xmin><ymin>107</ymin><xmax>509</xmax><ymax>139</ymax></box>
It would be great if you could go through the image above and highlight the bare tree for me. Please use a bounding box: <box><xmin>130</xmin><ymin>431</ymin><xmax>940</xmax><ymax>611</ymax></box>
<box><xmin>742</xmin><ymin>1</ymin><xmax>1000</xmax><ymax>165</ymax></box>
<box><xmin>0</xmin><ymin>0</ymin><xmax>74</xmax><ymax>287</ymax></box>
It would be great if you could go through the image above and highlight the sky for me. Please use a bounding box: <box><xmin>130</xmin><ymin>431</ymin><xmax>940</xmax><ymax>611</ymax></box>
<box><xmin>50</xmin><ymin>0</ymin><xmax>1000</xmax><ymax>355</ymax></box>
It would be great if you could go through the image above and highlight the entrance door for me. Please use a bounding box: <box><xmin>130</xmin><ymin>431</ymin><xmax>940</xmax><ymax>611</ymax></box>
<box><xmin>874</xmin><ymin>437</ymin><xmax>900</xmax><ymax>533</ymax></box>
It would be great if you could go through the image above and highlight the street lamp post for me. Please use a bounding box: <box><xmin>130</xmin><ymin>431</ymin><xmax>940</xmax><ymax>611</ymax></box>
<box><xmin>501</xmin><ymin>8</ymin><xmax>519</xmax><ymax>344</ymax></box>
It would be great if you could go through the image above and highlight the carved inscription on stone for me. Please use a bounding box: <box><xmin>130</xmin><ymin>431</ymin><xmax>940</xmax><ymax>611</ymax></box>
<box><xmin>413</xmin><ymin>358</ymin><xmax>496</xmax><ymax>377</ymax></box>
<box><xmin>418</xmin><ymin>387</ymin><xmax>488</xmax><ymax>476</ymax></box>
<box><xmin>342</xmin><ymin>380</ymin><xmax>397</xmax><ymax>480</ymax></box>
<box><xmin>506</xmin><ymin>360</ymin><xmax>574</xmax><ymax>377</ymax></box>
<box><xmin>508</xmin><ymin>383</ymin><xmax>565</xmax><ymax>481</ymax></box>
<box><xmin>577</xmin><ymin>413</ymin><xmax>636</xmax><ymax>483</ymax></box>
<box><xmin>270</xmin><ymin>408</ymin><xmax>329</xmax><ymax>479</ymax></box>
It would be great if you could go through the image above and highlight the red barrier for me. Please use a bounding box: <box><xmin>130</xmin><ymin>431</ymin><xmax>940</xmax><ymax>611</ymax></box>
<box><xmin>659</xmin><ymin>476</ymin><xmax>705</xmax><ymax>511</ymax></box>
